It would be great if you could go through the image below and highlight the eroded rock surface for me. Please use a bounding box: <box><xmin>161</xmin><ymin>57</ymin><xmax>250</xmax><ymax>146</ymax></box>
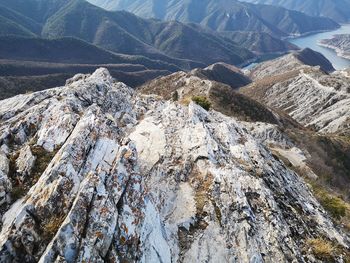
<box><xmin>0</xmin><ymin>68</ymin><xmax>348</xmax><ymax>262</ymax></box>
<box><xmin>242</xmin><ymin>51</ymin><xmax>350</xmax><ymax>135</ymax></box>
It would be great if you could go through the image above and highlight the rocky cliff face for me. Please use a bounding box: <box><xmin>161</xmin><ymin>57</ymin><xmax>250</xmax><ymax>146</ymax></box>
<box><xmin>0</xmin><ymin>68</ymin><xmax>348</xmax><ymax>262</ymax></box>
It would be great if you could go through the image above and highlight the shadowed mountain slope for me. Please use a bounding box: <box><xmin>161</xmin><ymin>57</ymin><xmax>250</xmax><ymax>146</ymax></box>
<box><xmin>87</xmin><ymin>0</ymin><xmax>340</xmax><ymax>37</ymax></box>
<box><xmin>240</xmin><ymin>0</ymin><xmax>350</xmax><ymax>23</ymax></box>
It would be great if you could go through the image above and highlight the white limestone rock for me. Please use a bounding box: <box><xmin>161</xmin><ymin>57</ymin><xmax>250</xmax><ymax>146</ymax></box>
<box><xmin>0</xmin><ymin>150</ymin><xmax>11</xmax><ymax>207</ymax></box>
<box><xmin>16</xmin><ymin>146</ymin><xmax>36</xmax><ymax>180</ymax></box>
<box><xmin>0</xmin><ymin>68</ymin><xmax>348</xmax><ymax>263</ymax></box>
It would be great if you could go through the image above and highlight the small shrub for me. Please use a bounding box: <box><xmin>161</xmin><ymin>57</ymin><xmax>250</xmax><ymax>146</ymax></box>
<box><xmin>172</xmin><ymin>90</ymin><xmax>179</xmax><ymax>101</ymax></box>
<box><xmin>321</xmin><ymin>195</ymin><xmax>346</xmax><ymax>220</ymax></box>
<box><xmin>313</xmin><ymin>189</ymin><xmax>347</xmax><ymax>220</ymax></box>
<box><xmin>192</xmin><ymin>96</ymin><xmax>211</xmax><ymax>111</ymax></box>
<box><xmin>307</xmin><ymin>238</ymin><xmax>335</xmax><ymax>261</ymax></box>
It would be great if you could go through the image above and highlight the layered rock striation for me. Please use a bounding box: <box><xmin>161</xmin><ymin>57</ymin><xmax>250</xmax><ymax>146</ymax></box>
<box><xmin>0</xmin><ymin>68</ymin><xmax>348</xmax><ymax>262</ymax></box>
<box><xmin>242</xmin><ymin>49</ymin><xmax>350</xmax><ymax>135</ymax></box>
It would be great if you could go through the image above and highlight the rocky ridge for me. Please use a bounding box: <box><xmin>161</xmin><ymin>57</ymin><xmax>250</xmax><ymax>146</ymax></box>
<box><xmin>0</xmin><ymin>68</ymin><xmax>348</xmax><ymax>262</ymax></box>
<box><xmin>242</xmin><ymin>50</ymin><xmax>350</xmax><ymax>135</ymax></box>
<box><xmin>319</xmin><ymin>34</ymin><xmax>350</xmax><ymax>60</ymax></box>
<box><xmin>248</xmin><ymin>48</ymin><xmax>335</xmax><ymax>80</ymax></box>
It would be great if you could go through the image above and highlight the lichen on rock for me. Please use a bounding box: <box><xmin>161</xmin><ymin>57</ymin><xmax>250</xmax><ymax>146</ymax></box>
<box><xmin>0</xmin><ymin>68</ymin><xmax>348</xmax><ymax>263</ymax></box>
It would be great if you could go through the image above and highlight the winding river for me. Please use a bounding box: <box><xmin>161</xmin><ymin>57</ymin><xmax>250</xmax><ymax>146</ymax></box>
<box><xmin>289</xmin><ymin>24</ymin><xmax>350</xmax><ymax>70</ymax></box>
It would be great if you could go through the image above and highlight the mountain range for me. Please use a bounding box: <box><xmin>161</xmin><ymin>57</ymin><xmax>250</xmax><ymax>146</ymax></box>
<box><xmin>0</xmin><ymin>0</ymin><xmax>340</xmax><ymax>82</ymax></box>
<box><xmin>1</xmin><ymin>0</ymin><xmax>324</xmax><ymax>96</ymax></box>
<box><xmin>0</xmin><ymin>0</ymin><xmax>251</xmax><ymax>69</ymax></box>
<box><xmin>240</xmin><ymin>0</ymin><xmax>350</xmax><ymax>23</ymax></box>
<box><xmin>42</xmin><ymin>5</ymin><xmax>254</xmax><ymax>66</ymax></box>
<box><xmin>87</xmin><ymin>0</ymin><xmax>339</xmax><ymax>37</ymax></box>
<box><xmin>0</xmin><ymin>0</ymin><xmax>303</xmax><ymax>68</ymax></box>
<box><xmin>0</xmin><ymin>0</ymin><xmax>255</xmax><ymax>93</ymax></box>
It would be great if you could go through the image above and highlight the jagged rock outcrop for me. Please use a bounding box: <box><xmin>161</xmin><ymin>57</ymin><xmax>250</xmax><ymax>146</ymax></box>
<box><xmin>0</xmin><ymin>68</ymin><xmax>348</xmax><ymax>262</ymax></box>
<box><xmin>242</xmin><ymin>51</ymin><xmax>350</xmax><ymax>135</ymax></box>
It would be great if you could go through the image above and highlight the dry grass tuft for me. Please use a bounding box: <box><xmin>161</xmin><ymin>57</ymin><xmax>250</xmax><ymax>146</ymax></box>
<box><xmin>307</xmin><ymin>238</ymin><xmax>335</xmax><ymax>261</ymax></box>
<box><xmin>42</xmin><ymin>214</ymin><xmax>66</xmax><ymax>240</ymax></box>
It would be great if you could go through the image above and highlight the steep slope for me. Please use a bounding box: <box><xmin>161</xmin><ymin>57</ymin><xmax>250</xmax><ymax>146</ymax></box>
<box><xmin>0</xmin><ymin>0</ymin><xmax>70</xmax><ymax>24</ymax></box>
<box><xmin>151</xmin><ymin>61</ymin><xmax>350</xmax><ymax>229</ymax></box>
<box><xmin>0</xmin><ymin>16</ymin><xmax>35</xmax><ymax>37</ymax></box>
<box><xmin>221</xmin><ymin>31</ymin><xmax>299</xmax><ymax>54</ymax></box>
<box><xmin>143</xmin><ymin>21</ymin><xmax>255</xmax><ymax>66</ymax></box>
<box><xmin>0</xmin><ymin>68</ymin><xmax>348</xmax><ymax>262</ymax></box>
<box><xmin>240</xmin><ymin>0</ymin><xmax>350</xmax><ymax>23</ymax></box>
<box><xmin>0</xmin><ymin>5</ymin><xmax>42</xmax><ymax>34</ymax></box>
<box><xmin>242</xmin><ymin>51</ymin><xmax>350</xmax><ymax>135</ymax></box>
<box><xmin>319</xmin><ymin>34</ymin><xmax>350</xmax><ymax>60</ymax></box>
<box><xmin>87</xmin><ymin>0</ymin><xmax>340</xmax><ymax>37</ymax></box>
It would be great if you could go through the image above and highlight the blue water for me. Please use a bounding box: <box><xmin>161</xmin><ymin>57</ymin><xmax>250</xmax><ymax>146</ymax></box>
<box><xmin>289</xmin><ymin>24</ymin><xmax>350</xmax><ymax>70</ymax></box>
